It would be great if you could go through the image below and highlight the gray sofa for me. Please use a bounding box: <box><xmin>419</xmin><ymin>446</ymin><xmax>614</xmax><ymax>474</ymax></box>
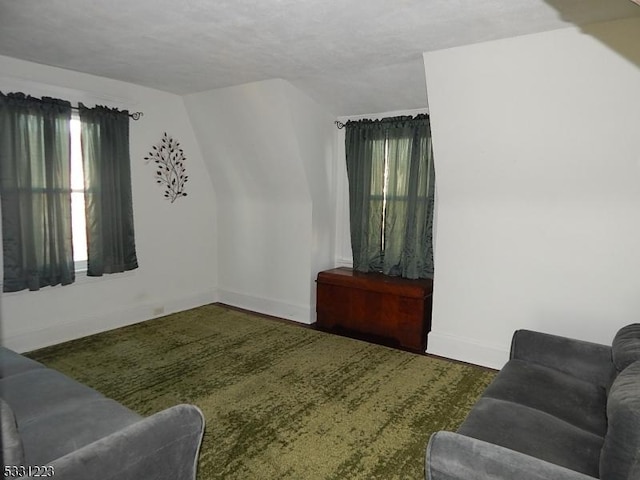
<box><xmin>0</xmin><ymin>346</ymin><xmax>205</xmax><ymax>480</ymax></box>
<box><xmin>426</xmin><ymin>324</ymin><xmax>640</xmax><ymax>480</ymax></box>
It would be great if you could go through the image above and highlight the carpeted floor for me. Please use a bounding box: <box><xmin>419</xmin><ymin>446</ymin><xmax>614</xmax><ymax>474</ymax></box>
<box><xmin>27</xmin><ymin>304</ymin><xmax>495</xmax><ymax>480</ymax></box>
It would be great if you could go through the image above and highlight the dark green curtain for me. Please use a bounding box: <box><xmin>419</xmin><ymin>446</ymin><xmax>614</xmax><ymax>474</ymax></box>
<box><xmin>79</xmin><ymin>104</ymin><xmax>138</xmax><ymax>276</ymax></box>
<box><xmin>345</xmin><ymin>115</ymin><xmax>435</xmax><ymax>279</ymax></box>
<box><xmin>0</xmin><ymin>92</ymin><xmax>75</xmax><ymax>292</ymax></box>
<box><xmin>345</xmin><ymin>123</ymin><xmax>387</xmax><ymax>272</ymax></box>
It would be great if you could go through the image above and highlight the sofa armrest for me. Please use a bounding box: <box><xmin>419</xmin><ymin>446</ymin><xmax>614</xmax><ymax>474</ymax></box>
<box><xmin>22</xmin><ymin>404</ymin><xmax>205</xmax><ymax>480</ymax></box>
<box><xmin>426</xmin><ymin>431</ymin><xmax>596</xmax><ymax>480</ymax></box>
<box><xmin>510</xmin><ymin>329</ymin><xmax>615</xmax><ymax>387</ymax></box>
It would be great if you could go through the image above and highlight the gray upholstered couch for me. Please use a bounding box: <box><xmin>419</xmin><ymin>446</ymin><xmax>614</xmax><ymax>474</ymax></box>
<box><xmin>426</xmin><ymin>324</ymin><xmax>640</xmax><ymax>480</ymax></box>
<box><xmin>0</xmin><ymin>346</ymin><xmax>205</xmax><ymax>480</ymax></box>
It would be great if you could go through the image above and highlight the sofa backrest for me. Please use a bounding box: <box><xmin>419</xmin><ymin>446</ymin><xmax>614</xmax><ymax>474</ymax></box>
<box><xmin>600</xmin><ymin>324</ymin><xmax>640</xmax><ymax>480</ymax></box>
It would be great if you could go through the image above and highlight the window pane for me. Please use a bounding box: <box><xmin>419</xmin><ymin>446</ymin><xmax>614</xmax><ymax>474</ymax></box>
<box><xmin>70</xmin><ymin>113</ymin><xmax>87</xmax><ymax>264</ymax></box>
<box><xmin>70</xmin><ymin>116</ymin><xmax>84</xmax><ymax>190</ymax></box>
<box><xmin>71</xmin><ymin>194</ymin><xmax>87</xmax><ymax>262</ymax></box>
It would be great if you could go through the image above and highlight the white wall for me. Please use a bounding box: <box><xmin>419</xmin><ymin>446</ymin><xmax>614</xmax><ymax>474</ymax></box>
<box><xmin>0</xmin><ymin>55</ymin><xmax>218</xmax><ymax>352</ymax></box>
<box><xmin>285</xmin><ymin>83</ymin><xmax>340</xmax><ymax>312</ymax></box>
<box><xmin>423</xmin><ymin>17</ymin><xmax>640</xmax><ymax>368</ymax></box>
<box><xmin>183</xmin><ymin>79</ymin><xmax>336</xmax><ymax>323</ymax></box>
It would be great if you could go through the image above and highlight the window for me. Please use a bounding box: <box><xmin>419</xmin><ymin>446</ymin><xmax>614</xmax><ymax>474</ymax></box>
<box><xmin>70</xmin><ymin>113</ymin><xmax>88</xmax><ymax>271</ymax></box>
<box><xmin>0</xmin><ymin>92</ymin><xmax>138</xmax><ymax>292</ymax></box>
<box><xmin>344</xmin><ymin>115</ymin><xmax>435</xmax><ymax>280</ymax></box>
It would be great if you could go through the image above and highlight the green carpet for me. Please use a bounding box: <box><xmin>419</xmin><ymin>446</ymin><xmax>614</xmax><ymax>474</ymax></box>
<box><xmin>27</xmin><ymin>304</ymin><xmax>495</xmax><ymax>480</ymax></box>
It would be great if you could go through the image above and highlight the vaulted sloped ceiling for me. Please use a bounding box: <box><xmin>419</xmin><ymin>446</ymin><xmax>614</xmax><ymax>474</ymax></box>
<box><xmin>0</xmin><ymin>0</ymin><xmax>638</xmax><ymax>115</ymax></box>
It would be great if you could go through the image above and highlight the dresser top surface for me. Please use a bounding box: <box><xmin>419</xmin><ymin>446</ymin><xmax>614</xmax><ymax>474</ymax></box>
<box><xmin>317</xmin><ymin>267</ymin><xmax>433</xmax><ymax>294</ymax></box>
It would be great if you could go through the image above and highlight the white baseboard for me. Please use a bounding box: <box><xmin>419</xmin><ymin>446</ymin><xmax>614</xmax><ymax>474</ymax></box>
<box><xmin>216</xmin><ymin>288</ymin><xmax>313</xmax><ymax>325</ymax></box>
<box><xmin>427</xmin><ymin>331</ymin><xmax>509</xmax><ymax>370</ymax></box>
<box><xmin>4</xmin><ymin>289</ymin><xmax>218</xmax><ymax>353</ymax></box>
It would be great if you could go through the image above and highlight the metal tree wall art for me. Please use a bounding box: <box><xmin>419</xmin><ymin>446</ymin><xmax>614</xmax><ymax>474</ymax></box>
<box><xmin>144</xmin><ymin>133</ymin><xmax>188</xmax><ymax>203</ymax></box>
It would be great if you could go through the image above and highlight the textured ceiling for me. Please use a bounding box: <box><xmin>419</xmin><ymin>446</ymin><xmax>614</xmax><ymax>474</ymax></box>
<box><xmin>0</xmin><ymin>0</ymin><xmax>639</xmax><ymax>115</ymax></box>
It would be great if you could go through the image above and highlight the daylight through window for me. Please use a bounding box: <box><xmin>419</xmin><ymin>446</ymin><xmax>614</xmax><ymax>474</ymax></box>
<box><xmin>70</xmin><ymin>113</ymin><xmax>88</xmax><ymax>270</ymax></box>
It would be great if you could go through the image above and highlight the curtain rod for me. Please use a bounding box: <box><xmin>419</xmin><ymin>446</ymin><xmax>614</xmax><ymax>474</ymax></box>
<box><xmin>70</xmin><ymin>105</ymin><xmax>143</xmax><ymax>120</ymax></box>
<box><xmin>1</xmin><ymin>92</ymin><xmax>144</xmax><ymax>120</ymax></box>
<box><xmin>334</xmin><ymin>113</ymin><xmax>429</xmax><ymax>130</ymax></box>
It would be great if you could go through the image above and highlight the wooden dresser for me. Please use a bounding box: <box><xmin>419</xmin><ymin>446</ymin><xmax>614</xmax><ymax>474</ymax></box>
<box><xmin>315</xmin><ymin>267</ymin><xmax>433</xmax><ymax>353</ymax></box>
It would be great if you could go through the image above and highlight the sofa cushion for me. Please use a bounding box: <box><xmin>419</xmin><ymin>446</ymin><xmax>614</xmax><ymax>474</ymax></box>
<box><xmin>612</xmin><ymin>324</ymin><xmax>640</xmax><ymax>372</ymax></box>
<box><xmin>19</xmin><ymin>397</ymin><xmax>142</xmax><ymax>465</ymax></box>
<box><xmin>0</xmin><ymin>398</ymin><xmax>24</xmax><ymax>467</ymax></box>
<box><xmin>458</xmin><ymin>397</ymin><xmax>604</xmax><ymax>477</ymax></box>
<box><xmin>0</xmin><ymin>366</ymin><xmax>143</xmax><ymax>465</ymax></box>
<box><xmin>0</xmin><ymin>347</ymin><xmax>45</xmax><ymax>379</ymax></box>
<box><xmin>0</xmin><ymin>368</ymin><xmax>105</xmax><ymax>424</ymax></box>
<box><xmin>599</xmin><ymin>360</ymin><xmax>640</xmax><ymax>480</ymax></box>
<box><xmin>482</xmin><ymin>359</ymin><xmax>607</xmax><ymax>436</ymax></box>
<box><xmin>510</xmin><ymin>330</ymin><xmax>615</xmax><ymax>388</ymax></box>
